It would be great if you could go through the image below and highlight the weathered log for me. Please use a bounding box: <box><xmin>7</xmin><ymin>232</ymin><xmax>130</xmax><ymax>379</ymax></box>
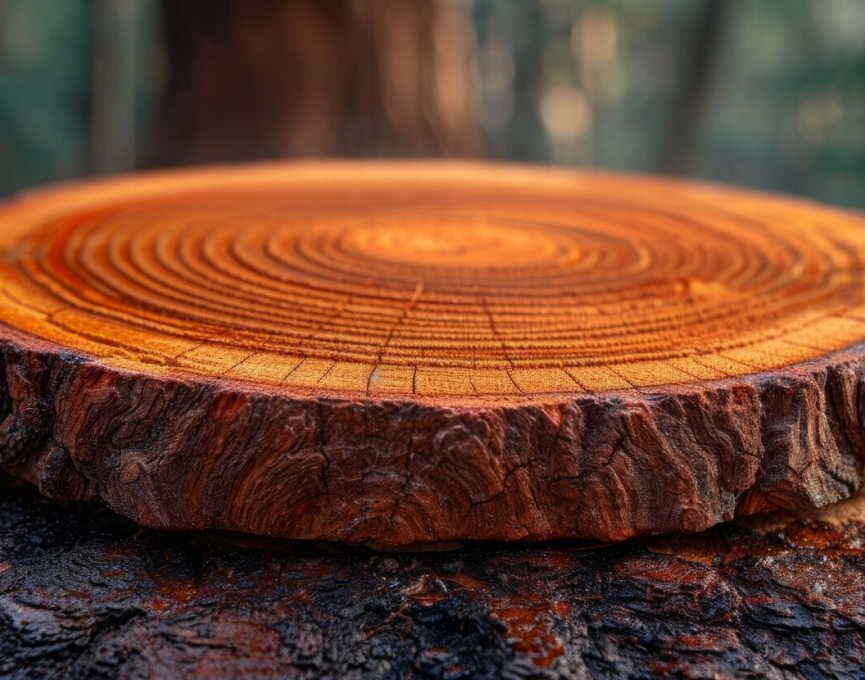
<box><xmin>1</xmin><ymin>470</ymin><xmax>863</xmax><ymax>679</ymax></box>
<box><xmin>2</xmin><ymin>162</ymin><xmax>865</xmax><ymax>544</ymax></box>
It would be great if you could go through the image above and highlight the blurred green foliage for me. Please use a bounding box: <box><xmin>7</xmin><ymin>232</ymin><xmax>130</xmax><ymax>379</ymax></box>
<box><xmin>0</xmin><ymin>0</ymin><xmax>863</xmax><ymax>207</ymax></box>
<box><xmin>474</xmin><ymin>0</ymin><xmax>865</xmax><ymax>207</ymax></box>
<box><xmin>0</xmin><ymin>0</ymin><xmax>93</xmax><ymax>193</ymax></box>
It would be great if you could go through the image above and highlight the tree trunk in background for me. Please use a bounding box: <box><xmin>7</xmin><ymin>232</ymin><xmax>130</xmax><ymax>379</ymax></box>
<box><xmin>659</xmin><ymin>0</ymin><xmax>726</xmax><ymax>174</ymax></box>
<box><xmin>141</xmin><ymin>0</ymin><xmax>480</xmax><ymax>167</ymax></box>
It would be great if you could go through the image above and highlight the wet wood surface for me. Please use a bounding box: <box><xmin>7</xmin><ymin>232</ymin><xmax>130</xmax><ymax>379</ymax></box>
<box><xmin>3</xmin><ymin>163</ymin><xmax>865</xmax><ymax>545</ymax></box>
<box><xmin>1</xmin><ymin>470</ymin><xmax>863</xmax><ymax>679</ymax></box>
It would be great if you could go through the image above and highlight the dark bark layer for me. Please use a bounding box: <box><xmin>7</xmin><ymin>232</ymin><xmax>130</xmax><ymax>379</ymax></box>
<box><xmin>1</xmin><ymin>470</ymin><xmax>864</xmax><ymax>679</ymax></box>
<box><xmin>2</xmin><ymin>331</ymin><xmax>865</xmax><ymax>545</ymax></box>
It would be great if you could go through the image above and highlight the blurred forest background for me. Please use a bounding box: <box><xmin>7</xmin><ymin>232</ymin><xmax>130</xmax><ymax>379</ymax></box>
<box><xmin>0</xmin><ymin>0</ymin><xmax>863</xmax><ymax>208</ymax></box>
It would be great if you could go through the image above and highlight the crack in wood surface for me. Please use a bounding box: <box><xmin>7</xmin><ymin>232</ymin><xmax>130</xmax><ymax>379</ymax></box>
<box><xmin>2</xmin><ymin>163</ymin><xmax>865</xmax><ymax>544</ymax></box>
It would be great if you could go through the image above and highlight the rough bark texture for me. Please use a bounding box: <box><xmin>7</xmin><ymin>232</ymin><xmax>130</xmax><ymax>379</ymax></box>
<box><xmin>3</xmin><ymin>164</ymin><xmax>865</xmax><ymax>544</ymax></box>
<box><xmin>1</xmin><ymin>470</ymin><xmax>863</xmax><ymax>679</ymax></box>
<box><xmin>3</xmin><ymin>332</ymin><xmax>865</xmax><ymax>546</ymax></box>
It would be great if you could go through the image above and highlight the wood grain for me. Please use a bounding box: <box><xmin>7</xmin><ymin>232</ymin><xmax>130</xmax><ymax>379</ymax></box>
<box><xmin>2</xmin><ymin>161</ymin><xmax>865</xmax><ymax>544</ymax></box>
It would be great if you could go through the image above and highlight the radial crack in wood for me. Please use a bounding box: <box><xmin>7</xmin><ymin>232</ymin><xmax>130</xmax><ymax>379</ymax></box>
<box><xmin>1</xmin><ymin>162</ymin><xmax>865</xmax><ymax>544</ymax></box>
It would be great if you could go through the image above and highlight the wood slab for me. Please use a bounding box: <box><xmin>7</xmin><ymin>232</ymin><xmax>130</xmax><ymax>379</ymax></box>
<box><xmin>2</xmin><ymin>162</ymin><xmax>865</xmax><ymax>544</ymax></box>
<box><xmin>1</xmin><ymin>470</ymin><xmax>864</xmax><ymax>678</ymax></box>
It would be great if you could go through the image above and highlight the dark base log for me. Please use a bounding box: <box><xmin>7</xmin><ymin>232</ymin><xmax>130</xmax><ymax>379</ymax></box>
<box><xmin>1</xmin><ymin>470</ymin><xmax>863</xmax><ymax>679</ymax></box>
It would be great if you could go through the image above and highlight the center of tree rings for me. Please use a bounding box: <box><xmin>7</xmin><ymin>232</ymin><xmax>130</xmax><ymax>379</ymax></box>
<box><xmin>1</xmin><ymin>163</ymin><xmax>864</xmax><ymax>400</ymax></box>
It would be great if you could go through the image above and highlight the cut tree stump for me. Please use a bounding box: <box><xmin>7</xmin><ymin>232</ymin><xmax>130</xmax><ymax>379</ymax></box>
<box><xmin>2</xmin><ymin>162</ymin><xmax>865</xmax><ymax>544</ymax></box>
<box><xmin>1</xmin><ymin>469</ymin><xmax>864</xmax><ymax>678</ymax></box>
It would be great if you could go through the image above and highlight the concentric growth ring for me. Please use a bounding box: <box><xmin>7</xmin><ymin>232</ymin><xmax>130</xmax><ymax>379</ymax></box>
<box><xmin>4</xmin><ymin>162</ymin><xmax>865</xmax><ymax>546</ymax></box>
<box><xmin>2</xmin><ymin>162</ymin><xmax>865</xmax><ymax>401</ymax></box>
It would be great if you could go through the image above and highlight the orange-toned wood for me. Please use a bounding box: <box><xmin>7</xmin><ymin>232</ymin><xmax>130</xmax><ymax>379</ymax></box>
<box><xmin>2</xmin><ymin>162</ymin><xmax>865</xmax><ymax>544</ymax></box>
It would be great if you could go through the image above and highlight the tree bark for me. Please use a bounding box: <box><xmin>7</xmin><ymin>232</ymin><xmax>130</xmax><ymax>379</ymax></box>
<box><xmin>1</xmin><ymin>469</ymin><xmax>863</xmax><ymax>679</ymax></box>
<box><xmin>2</xmin><ymin>162</ymin><xmax>865</xmax><ymax>545</ymax></box>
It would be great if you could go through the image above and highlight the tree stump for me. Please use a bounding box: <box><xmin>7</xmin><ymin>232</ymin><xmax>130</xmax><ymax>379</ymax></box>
<box><xmin>2</xmin><ymin>162</ymin><xmax>865</xmax><ymax>544</ymax></box>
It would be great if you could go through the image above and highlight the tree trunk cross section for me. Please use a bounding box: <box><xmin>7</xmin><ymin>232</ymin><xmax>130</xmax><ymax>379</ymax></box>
<box><xmin>2</xmin><ymin>162</ymin><xmax>865</xmax><ymax>544</ymax></box>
